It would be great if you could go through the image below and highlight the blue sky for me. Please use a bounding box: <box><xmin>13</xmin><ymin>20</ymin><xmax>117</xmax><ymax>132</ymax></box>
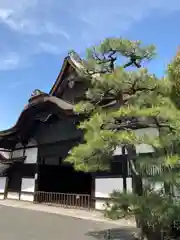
<box><xmin>0</xmin><ymin>0</ymin><xmax>179</xmax><ymax>130</ymax></box>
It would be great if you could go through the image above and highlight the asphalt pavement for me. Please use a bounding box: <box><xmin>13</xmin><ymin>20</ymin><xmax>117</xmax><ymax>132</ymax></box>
<box><xmin>0</xmin><ymin>205</ymin><xmax>134</xmax><ymax>240</ymax></box>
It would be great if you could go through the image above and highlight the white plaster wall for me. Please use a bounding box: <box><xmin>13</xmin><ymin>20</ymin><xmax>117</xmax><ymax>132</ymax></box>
<box><xmin>134</xmin><ymin>127</ymin><xmax>159</xmax><ymax>154</ymax></box>
<box><xmin>0</xmin><ymin>177</ymin><xmax>6</xmax><ymax>193</ymax></box>
<box><xmin>0</xmin><ymin>194</ymin><xmax>5</xmax><ymax>200</ymax></box>
<box><xmin>113</xmin><ymin>146</ymin><xmax>128</xmax><ymax>156</ymax></box>
<box><xmin>27</xmin><ymin>139</ymin><xmax>37</xmax><ymax>147</ymax></box>
<box><xmin>153</xmin><ymin>182</ymin><xmax>164</xmax><ymax>191</ymax></box>
<box><xmin>0</xmin><ymin>150</ymin><xmax>10</xmax><ymax>159</ymax></box>
<box><xmin>95</xmin><ymin>199</ymin><xmax>117</xmax><ymax>210</ymax></box>
<box><xmin>136</xmin><ymin>144</ymin><xmax>155</xmax><ymax>154</ymax></box>
<box><xmin>20</xmin><ymin>193</ymin><xmax>34</xmax><ymax>202</ymax></box>
<box><xmin>143</xmin><ymin>178</ymin><xmax>164</xmax><ymax>192</ymax></box>
<box><xmin>95</xmin><ymin>177</ymin><xmax>133</xmax><ymax>210</ymax></box>
<box><xmin>24</xmin><ymin>148</ymin><xmax>37</xmax><ymax>164</ymax></box>
<box><xmin>173</xmin><ymin>186</ymin><xmax>180</xmax><ymax>199</ymax></box>
<box><xmin>7</xmin><ymin>192</ymin><xmax>19</xmax><ymax>200</ymax></box>
<box><xmin>0</xmin><ymin>177</ymin><xmax>6</xmax><ymax>200</ymax></box>
<box><xmin>126</xmin><ymin>177</ymin><xmax>133</xmax><ymax>192</ymax></box>
<box><xmin>95</xmin><ymin>178</ymin><xmax>124</xmax><ymax>198</ymax></box>
<box><xmin>15</xmin><ymin>143</ymin><xmax>24</xmax><ymax>148</ymax></box>
<box><xmin>20</xmin><ymin>177</ymin><xmax>35</xmax><ymax>201</ymax></box>
<box><xmin>134</xmin><ymin>127</ymin><xmax>159</xmax><ymax>138</ymax></box>
<box><xmin>113</xmin><ymin>128</ymin><xmax>159</xmax><ymax>156</ymax></box>
<box><xmin>113</xmin><ymin>146</ymin><xmax>122</xmax><ymax>156</ymax></box>
<box><xmin>12</xmin><ymin>143</ymin><xmax>24</xmax><ymax>158</ymax></box>
<box><xmin>21</xmin><ymin>178</ymin><xmax>35</xmax><ymax>193</ymax></box>
<box><xmin>12</xmin><ymin>149</ymin><xmax>24</xmax><ymax>158</ymax></box>
<box><xmin>95</xmin><ymin>199</ymin><xmax>107</xmax><ymax>210</ymax></box>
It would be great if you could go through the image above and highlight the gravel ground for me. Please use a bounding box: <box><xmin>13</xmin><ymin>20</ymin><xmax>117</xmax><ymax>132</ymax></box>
<box><xmin>0</xmin><ymin>205</ymin><xmax>135</xmax><ymax>240</ymax></box>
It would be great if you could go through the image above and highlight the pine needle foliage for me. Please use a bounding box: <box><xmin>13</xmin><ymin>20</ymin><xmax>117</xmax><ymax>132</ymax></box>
<box><xmin>65</xmin><ymin>38</ymin><xmax>180</xmax><ymax>239</ymax></box>
<box><xmin>168</xmin><ymin>47</ymin><xmax>180</xmax><ymax>109</ymax></box>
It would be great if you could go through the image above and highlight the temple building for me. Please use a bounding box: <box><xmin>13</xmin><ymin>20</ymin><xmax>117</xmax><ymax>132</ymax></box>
<box><xmin>0</xmin><ymin>52</ymin><xmax>158</xmax><ymax>210</ymax></box>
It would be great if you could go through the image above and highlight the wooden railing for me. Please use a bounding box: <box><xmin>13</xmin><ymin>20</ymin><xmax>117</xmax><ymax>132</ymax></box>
<box><xmin>34</xmin><ymin>191</ymin><xmax>91</xmax><ymax>210</ymax></box>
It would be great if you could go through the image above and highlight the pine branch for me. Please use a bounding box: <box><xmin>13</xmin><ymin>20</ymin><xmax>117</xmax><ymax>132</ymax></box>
<box><xmin>129</xmin><ymin>159</ymin><xmax>140</xmax><ymax>176</ymax></box>
<box><xmin>92</xmin><ymin>48</ymin><xmax>117</xmax><ymax>71</ymax></box>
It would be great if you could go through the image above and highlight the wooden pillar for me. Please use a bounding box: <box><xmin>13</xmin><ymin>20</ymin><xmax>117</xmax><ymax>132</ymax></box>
<box><xmin>122</xmin><ymin>146</ymin><xmax>127</xmax><ymax>192</ymax></box>
<box><xmin>91</xmin><ymin>173</ymin><xmax>95</xmax><ymax>209</ymax></box>
<box><xmin>34</xmin><ymin>151</ymin><xmax>40</xmax><ymax>202</ymax></box>
<box><xmin>126</xmin><ymin>144</ymin><xmax>143</xmax><ymax>196</ymax></box>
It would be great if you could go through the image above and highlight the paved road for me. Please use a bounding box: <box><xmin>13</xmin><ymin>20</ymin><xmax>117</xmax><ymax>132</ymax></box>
<box><xmin>0</xmin><ymin>205</ymin><xmax>134</xmax><ymax>240</ymax></box>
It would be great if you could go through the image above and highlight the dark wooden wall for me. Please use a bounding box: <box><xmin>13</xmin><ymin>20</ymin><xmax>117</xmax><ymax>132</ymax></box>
<box><xmin>34</xmin><ymin>115</ymin><xmax>82</xmax><ymax>145</ymax></box>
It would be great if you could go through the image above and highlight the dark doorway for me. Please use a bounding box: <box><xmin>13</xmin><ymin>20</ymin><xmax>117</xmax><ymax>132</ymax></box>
<box><xmin>38</xmin><ymin>163</ymin><xmax>92</xmax><ymax>195</ymax></box>
<box><xmin>36</xmin><ymin>155</ymin><xmax>93</xmax><ymax>208</ymax></box>
<box><xmin>36</xmin><ymin>144</ymin><xmax>93</xmax><ymax>208</ymax></box>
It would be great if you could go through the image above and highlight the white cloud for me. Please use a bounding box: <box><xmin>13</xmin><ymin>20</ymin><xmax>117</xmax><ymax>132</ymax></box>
<box><xmin>78</xmin><ymin>0</ymin><xmax>180</xmax><ymax>31</ymax></box>
<box><xmin>0</xmin><ymin>0</ymin><xmax>38</xmax><ymax>31</ymax></box>
<box><xmin>0</xmin><ymin>52</ymin><xmax>21</xmax><ymax>70</ymax></box>
<box><xmin>0</xmin><ymin>9</ymin><xmax>70</xmax><ymax>37</ymax></box>
<box><xmin>0</xmin><ymin>0</ymin><xmax>179</xmax><ymax>70</ymax></box>
<box><xmin>39</xmin><ymin>42</ymin><xmax>62</xmax><ymax>54</ymax></box>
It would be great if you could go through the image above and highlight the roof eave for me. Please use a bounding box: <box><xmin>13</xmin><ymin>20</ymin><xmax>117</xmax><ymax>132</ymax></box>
<box><xmin>0</xmin><ymin>96</ymin><xmax>74</xmax><ymax>138</ymax></box>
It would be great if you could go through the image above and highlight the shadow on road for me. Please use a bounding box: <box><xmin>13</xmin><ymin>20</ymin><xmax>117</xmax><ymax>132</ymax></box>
<box><xmin>86</xmin><ymin>227</ymin><xmax>136</xmax><ymax>239</ymax></box>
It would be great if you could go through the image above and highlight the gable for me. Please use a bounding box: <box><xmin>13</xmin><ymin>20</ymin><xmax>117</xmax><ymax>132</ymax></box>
<box><xmin>49</xmin><ymin>54</ymin><xmax>88</xmax><ymax>104</ymax></box>
<box><xmin>49</xmin><ymin>58</ymin><xmax>71</xmax><ymax>96</ymax></box>
<box><xmin>60</xmin><ymin>79</ymin><xmax>87</xmax><ymax>104</ymax></box>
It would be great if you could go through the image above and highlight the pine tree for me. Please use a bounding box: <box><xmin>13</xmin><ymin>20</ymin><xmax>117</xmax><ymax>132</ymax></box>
<box><xmin>65</xmin><ymin>38</ymin><xmax>180</xmax><ymax>239</ymax></box>
<box><xmin>168</xmin><ymin>47</ymin><xmax>180</xmax><ymax>109</ymax></box>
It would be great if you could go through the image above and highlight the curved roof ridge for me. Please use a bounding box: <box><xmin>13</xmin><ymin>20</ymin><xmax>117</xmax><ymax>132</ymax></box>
<box><xmin>0</xmin><ymin>96</ymin><xmax>74</xmax><ymax>137</ymax></box>
<box><xmin>68</xmin><ymin>51</ymin><xmax>84</xmax><ymax>70</ymax></box>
